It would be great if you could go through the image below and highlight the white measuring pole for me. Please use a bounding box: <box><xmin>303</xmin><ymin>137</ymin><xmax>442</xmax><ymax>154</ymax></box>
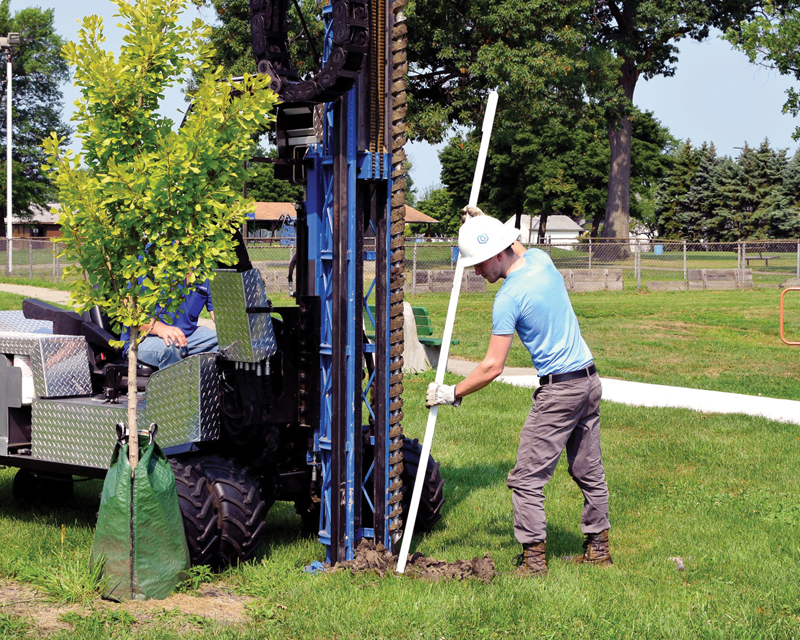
<box><xmin>396</xmin><ymin>90</ymin><xmax>498</xmax><ymax>573</ymax></box>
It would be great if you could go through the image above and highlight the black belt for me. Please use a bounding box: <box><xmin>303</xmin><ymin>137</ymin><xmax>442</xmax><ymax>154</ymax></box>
<box><xmin>539</xmin><ymin>364</ymin><xmax>597</xmax><ymax>386</ymax></box>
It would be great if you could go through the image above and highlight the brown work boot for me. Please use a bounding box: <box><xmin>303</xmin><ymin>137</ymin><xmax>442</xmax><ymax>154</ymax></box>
<box><xmin>513</xmin><ymin>541</ymin><xmax>548</xmax><ymax>577</ymax></box>
<box><xmin>562</xmin><ymin>530</ymin><xmax>613</xmax><ymax>567</ymax></box>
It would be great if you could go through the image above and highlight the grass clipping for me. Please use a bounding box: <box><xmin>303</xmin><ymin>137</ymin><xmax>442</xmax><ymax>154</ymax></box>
<box><xmin>333</xmin><ymin>540</ymin><xmax>495</xmax><ymax>583</ymax></box>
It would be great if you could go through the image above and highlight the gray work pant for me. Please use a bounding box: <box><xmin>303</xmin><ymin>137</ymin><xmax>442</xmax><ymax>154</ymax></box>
<box><xmin>506</xmin><ymin>373</ymin><xmax>609</xmax><ymax>544</ymax></box>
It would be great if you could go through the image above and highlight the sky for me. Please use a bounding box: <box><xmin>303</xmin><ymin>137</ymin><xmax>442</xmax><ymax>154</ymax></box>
<box><xmin>11</xmin><ymin>1</ymin><xmax>800</xmax><ymax>194</ymax></box>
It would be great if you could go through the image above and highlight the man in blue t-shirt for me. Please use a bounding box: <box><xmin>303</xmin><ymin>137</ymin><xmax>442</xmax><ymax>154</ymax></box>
<box><xmin>426</xmin><ymin>214</ymin><xmax>611</xmax><ymax>577</ymax></box>
<box><xmin>122</xmin><ymin>278</ymin><xmax>218</xmax><ymax>370</ymax></box>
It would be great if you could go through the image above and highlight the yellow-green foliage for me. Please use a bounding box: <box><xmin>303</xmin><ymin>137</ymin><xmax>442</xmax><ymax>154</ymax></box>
<box><xmin>41</xmin><ymin>0</ymin><xmax>279</xmax><ymax>333</ymax></box>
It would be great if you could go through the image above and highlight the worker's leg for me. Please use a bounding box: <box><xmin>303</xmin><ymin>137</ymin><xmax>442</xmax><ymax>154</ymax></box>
<box><xmin>507</xmin><ymin>383</ymin><xmax>587</xmax><ymax>544</ymax></box>
<box><xmin>185</xmin><ymin>326</ymin><xmax>218</xmax><ymax>356</ymax></box>
<box><xmin>136</xmin><ymin>335</ymin><xmax>183</xmax><ymax>369</ymax></box>
<box><xmin>564</xmin><ymin>374</ymin><xmax>610</xmax><ymax>535</ymax></box>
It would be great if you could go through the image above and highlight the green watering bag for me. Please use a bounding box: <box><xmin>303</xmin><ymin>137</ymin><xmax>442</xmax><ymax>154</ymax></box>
<box><xmin>91</xmin><ymin>425</ymin><xmax>190</xmax><ymax>601</ymax></box>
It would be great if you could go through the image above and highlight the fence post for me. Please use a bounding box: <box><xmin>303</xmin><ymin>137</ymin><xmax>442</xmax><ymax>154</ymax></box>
<box><xmin>737</xmin><ymin>241</ymin><xmax>742</xmax><ymax>272</ymax></box>
<box><xmin>52</xmin><ymin>243</ymin><xmax>56</xmax><ymax>277</ymax></box>
<box><xmin>55</xmin><ymin>252</ymin><xmax>60</xmax><ymax>284</ymax></box>
<box><xmin>588</xmin><ymin>236</ymin><xmax>592</xmax><ymax>269</ymax></box>
<box><xmin>683</xmin><ymin>241</ymin><xmax>687</xmax><ymax>282</ymax></box>
<box><xmin>796</xmin><ymin>241</ymin><xmax>799</xmax><ymax>279</ymax></box>
<box><xmin>636</xmin><ymin>245</ymin><xmax>641</xmax><ymax>292</ymax></box>
<box><xmin>740</xmin><ymin>241</ymin><xmax>746</xmax><ymax>284</ymax></box>
<box><xmin>412</xmin><ymin>242</ymin><xmax>417</xmax><ymax>296</ymax></box>
<box><xmin>29</xmin><ymin>240</ymin><xmax>33</xmax><ymax>279</ymax></box>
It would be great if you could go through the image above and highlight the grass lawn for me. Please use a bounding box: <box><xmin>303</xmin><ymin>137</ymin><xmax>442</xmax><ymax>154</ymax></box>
<box><xmin>409</xmin><ymin>287</ymin><xmax>800</xmax><ymax>400</ymax></box>
<box><xmin>0</xmin><ymin>285</ymin><xmax>797</xmax><ymax>637</ymax></box>
<box><xmin>0</xmin><ymin>377</ymin><xmax>797</xmax><ymax>638</ymax></box>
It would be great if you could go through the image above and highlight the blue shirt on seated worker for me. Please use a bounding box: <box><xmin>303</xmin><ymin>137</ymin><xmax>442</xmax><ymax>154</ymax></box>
<box><xmin>122</xmin><ymin>278</ymin><xmax>218</xmax><ymax>370</ymax></box>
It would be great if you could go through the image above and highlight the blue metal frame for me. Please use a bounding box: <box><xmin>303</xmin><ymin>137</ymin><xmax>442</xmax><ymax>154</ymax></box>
<box><xmin>304</xmin><ymin>1</ymin><xmax>394</xmax><ymax>562</ymax></box>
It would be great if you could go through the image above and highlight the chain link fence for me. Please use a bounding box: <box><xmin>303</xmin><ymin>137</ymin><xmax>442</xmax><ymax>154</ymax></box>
<box><xmin>6</xmin><ymin>237</ymin><xmax>800</xmax><ymax>295</ymax></box>
<box><xmin>404</xmin><ymin>238</ymin><xmax>800</xmax><ymax>294</ymax></box>
<box><xmin>0</xmin><ymin>239</ymin><xmax>67</xmax><ymax>283</ymax></box>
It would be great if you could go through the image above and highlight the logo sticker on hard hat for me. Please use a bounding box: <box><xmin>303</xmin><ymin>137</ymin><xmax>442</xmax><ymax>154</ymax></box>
<box><xmin>477</xmin><ymin>233</ymin><xmax>489</xmax><ymax>244</ymax></box>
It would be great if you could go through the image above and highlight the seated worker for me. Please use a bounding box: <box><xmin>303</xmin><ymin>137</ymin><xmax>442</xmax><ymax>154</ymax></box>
<box><xmin>122</xmin><ymin>278</ymin><xmax>218</xmax><ymax>370</ymax></box>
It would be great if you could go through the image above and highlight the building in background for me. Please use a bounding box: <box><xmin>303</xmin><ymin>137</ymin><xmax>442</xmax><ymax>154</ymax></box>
<box><xmin>505</xmin><ymin>214</ymin><xmax>584</xmax><ymax>248</ymax></box>
<box><xmin>11</xmin><ymin>204</ymin><xmax>62</xmax><ymax>238</ymax></box>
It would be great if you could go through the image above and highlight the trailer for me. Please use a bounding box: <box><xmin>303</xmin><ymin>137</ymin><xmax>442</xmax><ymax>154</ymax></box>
<box><xmin>0</xmin><ymin>0</ymin><xmax>444</xmax><ymax>567</ymax></box>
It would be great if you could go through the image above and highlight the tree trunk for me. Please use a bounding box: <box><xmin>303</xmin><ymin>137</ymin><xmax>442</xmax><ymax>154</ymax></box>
<box><xmin>128</xmin><ymin>325</ymin><xmax>138</xmax><ymax>473</ymax></box>
<box><xmin>601</xmin><ymin>57</ymin><xmax>638</xmax><ymax>258</ymax></box>
<box><xmin>537</xmin><ymin>212</ymin><xmax>550</xmax><ymax>244</ymax></box>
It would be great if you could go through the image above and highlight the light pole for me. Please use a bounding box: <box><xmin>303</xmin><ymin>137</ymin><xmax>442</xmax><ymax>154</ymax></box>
<box><xmin>0</xmin><ymin>32</ymin><xmax>18</xmax><ymax>273</ymax></box>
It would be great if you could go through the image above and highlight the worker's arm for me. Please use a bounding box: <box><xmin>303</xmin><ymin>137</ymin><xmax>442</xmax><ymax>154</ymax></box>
<box><xmin>142</xmin><ymin>319</ymin><xmax>188</xmax><ymax>347</ymax></box>
<box><xmin>455</xmin><ymin>333</ymin><xmax>513</xmax><ymax>399</ymax></box>
<box><xmin>426</xmin><ymin>333</ymin><xmax>513</xmax><ymax>407</ymax></box>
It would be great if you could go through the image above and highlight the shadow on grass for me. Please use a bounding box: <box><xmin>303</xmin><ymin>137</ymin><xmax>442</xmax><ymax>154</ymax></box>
<box><xmin>0</xmin><ymin>471</ymin><xmax>102</xmax><ymax>528</ymax></box>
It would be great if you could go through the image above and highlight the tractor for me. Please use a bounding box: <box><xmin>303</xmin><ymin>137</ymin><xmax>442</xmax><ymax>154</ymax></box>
<box><xmin>0</xmin><ymin>0</ymin><xmax>443</xmax><ymax>566</ymax></box>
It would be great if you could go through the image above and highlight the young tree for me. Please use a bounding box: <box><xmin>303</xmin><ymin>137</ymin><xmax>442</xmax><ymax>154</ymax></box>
<box><xmin>0</xmin><ymin>1</ymin><xmax>71</xmax><ymax>222</ymax></box>
<box><xmin>43</xmin><ymin>0</ymin><xmax>278</xmax><ymax>466</ymax></box>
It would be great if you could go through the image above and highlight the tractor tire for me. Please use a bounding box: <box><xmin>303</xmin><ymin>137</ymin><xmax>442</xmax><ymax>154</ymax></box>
<box><xmin>197</xmin><ymin>456</ymin><xmax>269</xmax><ymax>566</ymax></box>
<box><xmin>169</xmin><ymin>457</ymin><xmax>220</xmax><ymax>567</ymax></box>
<box><xmin>12</xmin><ymin>469</ymin><xmax>73</xmax><ymax>504</ymax></box>
<box><xmin>399</xmin><ymin>437</ymin><xmax>445</xmax><ymax>533</ymax></box>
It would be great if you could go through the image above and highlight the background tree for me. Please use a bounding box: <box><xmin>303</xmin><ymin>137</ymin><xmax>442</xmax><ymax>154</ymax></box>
<box><xmin>725</xmin><ymin>2</ymin><xmax>800</xmax><ymax>140</ymax></box>
<box><xmin>44</xmin><ymin>0</ymin><xmax>277</xmax><ymax>463</ymax></box>
<box><xmin>190</xmin><ymin>0</ymin><xmax>323</xmax><ymax>79</ymax></box>
<box><xmin>654</xmin><ymin>137</ymin><xmax>799</xmax><ymax>241</ymax></box>
<box><xmin>654</xmin><ymin>141</ymin><xmax>701</xmax><ymax>238</ymax></box>
<box><xmin>439</xmin><ymin>108</ymin><xmax>672</xmax><ymax>238</ymax></box>
<box><xmin>405</xmin><ymin>0</ymin><xmax>619</xmax><ymax>142</ymax></box>
<box><xmin>768</xmin><ymin>147</ymin><xmax>800</xmax><ymax>236</ymax></box>
<box><xmin>588</xmin><ymin>1</ymin><xmax>758</xmax><ymax>246</ymax></box>
<box><xmin>410</xmin><ymin>186</ymin><xmax>458</xmax><ymax>236</ymax></box>
<box><xmin>0</xmin><ymin>0</ymin><xmax>70</xmax><ymax>223</ymax></box>
<box><xmin>246</xmin><ymin>152</ymin><xmax>304</xmax><ymax>203</ymax></box>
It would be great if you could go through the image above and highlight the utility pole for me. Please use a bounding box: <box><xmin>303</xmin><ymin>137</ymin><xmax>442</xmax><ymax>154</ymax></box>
<box><xmin>1</xmin><ymin>33</ymin><xmax>19</xmax><ymax>273</ymax></box>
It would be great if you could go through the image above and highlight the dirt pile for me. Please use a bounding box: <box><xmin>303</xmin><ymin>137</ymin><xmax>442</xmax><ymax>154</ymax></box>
<box><xmin>333</xmin><ymin>539</ymin><xmax>495</xmax><ymax>583</ymax></box>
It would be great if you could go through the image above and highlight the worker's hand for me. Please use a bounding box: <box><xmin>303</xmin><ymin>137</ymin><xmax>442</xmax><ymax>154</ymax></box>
<box><xmin>149</xmin><ymin>321</ymin><xmax>188</xmax><ymax>348</ymax></box>
<box><xmin>461</xmin><ymin>205</ymin><xmax>484</xmax><ymax>221</ymax></box>
<box><xmin>426</xmin><ymin>382</ymin><xmax>461</xmax><ymax>408</ymax></box>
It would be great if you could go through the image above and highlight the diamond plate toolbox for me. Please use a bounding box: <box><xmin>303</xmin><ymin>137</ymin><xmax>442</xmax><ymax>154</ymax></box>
<box><xmin>144</xmin><ymin>352</ymin><xmax>220</xmax><ymax>444</ymax></box>
<box><xmin>0</xmin><ymin>332</ymin><xmax>91</xmax><ymax>397</ymax></box>
<box><xmin>212</xmin><ymin>269</ymin><xmax>277</xmax><ymax>362</ymax></box>
<box><xmin>31</xmin><ymin>354</ymin><xmax>220</xmax><ymax>469</ymax></box>
<box><xmin>32</xmin><ymin>397</ymin><xmax>134</xmax><ymax>469</ymax></box>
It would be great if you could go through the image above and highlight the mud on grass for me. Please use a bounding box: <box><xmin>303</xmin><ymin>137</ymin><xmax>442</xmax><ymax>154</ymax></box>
<box><xmin>332</xmin><ymin>539</ymin><xmax>495</xmax><ymax>583</ymax></box>
<box><xmin>0</xmin><ymin>579</ymin><xmax>253</xmax><ymax>636</ymax></box>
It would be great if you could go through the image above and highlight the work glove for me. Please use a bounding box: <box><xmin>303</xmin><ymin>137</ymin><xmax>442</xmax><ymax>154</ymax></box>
<box><xmin>426</xmin><ymin>382</ymin><xmax>461</xmax><ymax>408</ymax></box>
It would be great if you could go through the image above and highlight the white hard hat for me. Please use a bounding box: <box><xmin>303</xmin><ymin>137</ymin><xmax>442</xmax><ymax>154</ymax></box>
<box><xmin>457</xmin><ymin>215</ymin><xmax>520</xmax><ymax>266</ymax></box>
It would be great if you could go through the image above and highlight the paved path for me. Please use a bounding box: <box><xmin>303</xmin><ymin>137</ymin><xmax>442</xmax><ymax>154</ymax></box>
<box><xmin>3</xmin><ymin>284</ymin><xmax>798</xmax><ymax>425</ymax></box>
<box><xmin>448</xmin><ymin>358</ymin><xmax>800</xmax><ymax>426</ymax></box>
<box><xmin>0</xmin><ymin>283</ymin><xmax>72</xmax><ymax>305</ymax></box>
